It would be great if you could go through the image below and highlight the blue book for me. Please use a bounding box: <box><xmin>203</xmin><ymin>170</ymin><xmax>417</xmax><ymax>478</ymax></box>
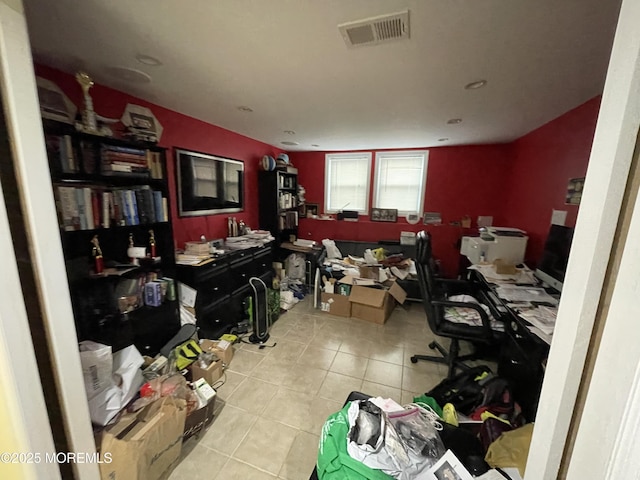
<box><xmin>153</xmin><ymin>191</ymin><xmax>164</xmax><ymax>222</ymax></box>
<box><xmin>121</xmin><ymin>189</ymin><xmax>132</xmax><ymax>226</ymax></box>
<box><xmin>128</xmin><ymin>190</ymin><xmax>139</xmax><ymax>225</ymax></box>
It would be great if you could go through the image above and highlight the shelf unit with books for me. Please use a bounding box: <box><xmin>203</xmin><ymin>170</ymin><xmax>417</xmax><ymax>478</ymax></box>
<box><xmin>43</xmin><ymin>119</ymin><xmax>180</xmax><ymax>356</ymax></box>
<box><xmin>258</xmin><ymin>169</ymin><xmax>299</xmax><ymax>243</ymax></box>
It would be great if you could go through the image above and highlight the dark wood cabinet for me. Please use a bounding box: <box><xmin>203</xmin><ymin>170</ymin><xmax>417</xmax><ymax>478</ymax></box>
<box><xmin>176</xmin><ymin>243</ymin><xmax>274</xmax><ymax>339</ymax></box>
<box><xmin>44</xmin><ymin>119</ymin><xmax>180</xmax><ymax>356</ymax></box>
<box><xmin>258</xmin><ymin>170</ymin><xmax>299</xmax><ymax>243</ymax></box>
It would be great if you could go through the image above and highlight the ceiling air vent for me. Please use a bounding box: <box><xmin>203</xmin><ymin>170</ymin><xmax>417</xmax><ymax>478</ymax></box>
<box><xmin>339</xmin><ymin>10</ymin><xmax>410</xmax><ymax>48</ymax></box>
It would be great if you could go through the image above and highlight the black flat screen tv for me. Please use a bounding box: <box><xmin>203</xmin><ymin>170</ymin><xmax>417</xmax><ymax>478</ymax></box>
<box><xmin>535</xmin><ymin>224</ymin><xmax>574</xmax><ymax>293</ymax></box>
<box><xmin>175</xmin><ymin>148</ymin><xmax>244</xmax><ymax>217</ymax></box>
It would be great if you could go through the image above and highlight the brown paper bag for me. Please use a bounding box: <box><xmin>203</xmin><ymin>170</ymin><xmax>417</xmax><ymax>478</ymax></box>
<box><xmin>99</xmin><ymin>397</ymin><xmax>187</xmax><ymax>480</ymax></box>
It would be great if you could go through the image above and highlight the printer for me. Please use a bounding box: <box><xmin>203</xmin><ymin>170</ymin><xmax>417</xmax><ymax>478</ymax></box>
<box><xmin>461</xmin><ymin>227</ymin><xmax>528</xmax><ymax>265</ymax></box>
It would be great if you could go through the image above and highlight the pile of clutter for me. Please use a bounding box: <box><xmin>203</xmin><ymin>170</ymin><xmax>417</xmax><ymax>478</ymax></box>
<box><xmin>322</xmin><ymin>239</ymin><xmax>416</xmax><ymax>283</ymax></box>
<box><xmin>225</xmin><ymin>230</ymin><xmax>274</xmax><ymax>250</ymax></box>
<box><xmin>79</xmin><ymin>329</ymin><xmax>236</xmax><ymax>480</ymax></box>
<box><xmin>274</xmin><ymin>251</ymin><xmax>308</xmax><ymax>310</ymax></box>
<box><xmin>318</xmin><ymin>367</ymin><xmax>532</xmax><ymax>479</ymax></box>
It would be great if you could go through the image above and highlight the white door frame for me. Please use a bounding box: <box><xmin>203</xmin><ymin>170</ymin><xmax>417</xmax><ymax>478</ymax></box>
<box><xmin>525</xmin><ymin>0</ymin><xmax>640</xmax><ymax>477</ymax></box>
<box><xmin>0</xmin><ymin>129</ymin><xmax>59</xmax><ymax>479</ymax></box>
<box><xmin>0</xmin><ymin>1</ymin><xmax>99</xmax><ymax>478</ymax></box>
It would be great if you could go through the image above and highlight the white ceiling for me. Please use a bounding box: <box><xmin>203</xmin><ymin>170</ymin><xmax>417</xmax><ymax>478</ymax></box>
<box><xmin>24</xmin><ymin>0</ymin><xmax>621</xmax><ymax>152</ymax></box>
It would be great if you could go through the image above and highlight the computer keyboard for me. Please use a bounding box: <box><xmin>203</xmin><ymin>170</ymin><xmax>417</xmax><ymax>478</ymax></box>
<box><xmin>487</xmin><ymin>291</ymin><xmax>508</xmax><ymax>313</ymax></box>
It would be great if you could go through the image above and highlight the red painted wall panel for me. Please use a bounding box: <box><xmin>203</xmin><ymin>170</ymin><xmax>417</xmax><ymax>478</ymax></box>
<box><xmin>502</xmin><ymin>97</ymin><xmax>601</xmax><ymax>265</ymax></box>
<box><xmin>293</xmin><ymin>146</ymin><xmax>512</xmax><ymax>277</ymax></box>
<box><xmin>35</xmin><ymin>64</ymin><xmax>283</xmax><ymax>249</ymax></box>
<box><xmin>36</xmin><ymin>64</ymin><xmax>600</xmax><ymax>278</ymax></box>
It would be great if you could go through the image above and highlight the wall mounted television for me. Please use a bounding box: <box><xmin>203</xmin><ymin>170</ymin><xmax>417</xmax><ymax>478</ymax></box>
<box><xmin>175</xmin><ymin>148</ymin><xmax>244</xmax><ymax>217</ymax></box>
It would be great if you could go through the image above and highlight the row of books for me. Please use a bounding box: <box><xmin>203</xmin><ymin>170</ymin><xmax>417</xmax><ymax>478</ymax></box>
<box><xmin>100</xmin><ymin>144</ymin><xmax>163</xmax><ymax>179</ymax></box>
<box><xmin>55</xmin><ymin>185</ymin><xmax>169</xmax><ymax>231</ymax></box>
<box><xmin>278</xmin><ymin>192</ymin><xmax>297</xmax><ymax>210</ymax></box>
<box><xmin>45</xmin><ymin>134</ymin><xmax>164</xmax><ymax>179</ymax></box>
<box><xmin>278</xmin><ymin>211</ymin><xmax>298</xmax><ymax>230</ymax></box>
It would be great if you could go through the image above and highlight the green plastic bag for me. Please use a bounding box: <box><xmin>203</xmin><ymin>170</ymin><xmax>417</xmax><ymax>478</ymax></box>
<box><xmin>317</xmin><ymin>402</ymin><xmax>393</xmax><ymax>480</ymax></box>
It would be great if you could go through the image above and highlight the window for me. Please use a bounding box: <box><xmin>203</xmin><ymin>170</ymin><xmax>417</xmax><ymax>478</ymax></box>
<box><xmin>373</xmin><ymin>151</ymin><xmax>428</xmax><ymax>215</ymax></box>
<box><xmin>325</xmin><ymin>153</ymin><xmax>372</xmax><ymax>213</ymax></box>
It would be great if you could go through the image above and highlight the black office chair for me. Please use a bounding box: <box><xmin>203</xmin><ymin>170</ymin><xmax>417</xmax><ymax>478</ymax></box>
<box><xmin>411</xmin><ymin>231</ymin><xmax>504</xmax><ymax>378</ymax></box>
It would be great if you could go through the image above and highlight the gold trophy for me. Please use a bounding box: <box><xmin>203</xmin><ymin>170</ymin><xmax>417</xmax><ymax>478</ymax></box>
<box><xmin>75</xmin><ymin>72</ymin><xmax>98</xmax><ymax>133</ymax></box>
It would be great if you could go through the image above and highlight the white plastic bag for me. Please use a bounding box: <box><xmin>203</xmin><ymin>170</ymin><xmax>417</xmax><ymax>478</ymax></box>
<box><xmin>80</xmin><ymin>342</ymin><xmax>145</xmax><ymax>426</ymax></box>
<box><xmin>79</xmin><ymin>341</ymin><xmax>113</xmax><ymax>400</ymax></box>
<box><xmin>322</xmin><ymin>239</ymin><xmax>342</xmax><ymax>259</ymax></box>
<box><xmin>285</xmin><ymin>253</ymin><xmax>306</xmax><ymax>279</ymax></box>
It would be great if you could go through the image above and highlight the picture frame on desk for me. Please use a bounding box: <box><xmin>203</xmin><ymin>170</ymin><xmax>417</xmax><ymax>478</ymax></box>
<box><xmin>371</xmin><ymin>208</ymin><xmax>397</xmax><ymax>222</ymax></box>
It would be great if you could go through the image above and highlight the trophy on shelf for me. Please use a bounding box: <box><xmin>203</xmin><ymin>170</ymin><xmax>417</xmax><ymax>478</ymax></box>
<box><xmin>91</xmin><ymin>235</ymin><xmax>104</xmax><ymax>274</ymax></box>
<box><xmin>74</xmin><ymin>71</ymin><xmax>118</xmax><ymax>136</ymax></box>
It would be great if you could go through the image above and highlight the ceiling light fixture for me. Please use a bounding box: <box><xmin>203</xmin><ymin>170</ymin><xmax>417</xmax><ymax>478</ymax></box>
<box><xmin>237</xmin><ymin>106</ymin><xmax>253</xmax><ymax>112</ymax></box>
<box><xmin>281</xmin><ymin>141</ymin><xmax>299</xmax><ymax>146</ymax></box>
<box><xmin>438</xmin><ymin>138</ymin><xmax>449</xmax><ymax>142</ymax></box>
<box><xmin>447</xmin><ymin>118</ymin><xmax>462</xmax><ymax>124</ymax></box>
<box><xmin>104</xmin><ymin>66</ymin><xmax>152</xmax><ymax>84</ymax></box>
<box><xmin>284</xmin><ymin>130</ymin><xmax>296</xmax><ymax>135</ymax></box>
<box><xmin>135</xmin><ymin>53</ymin><xmax>162</xmax><ymax>66</ymax></box>
<box><xmin>464</xmin><ymin>80</ymin><xmax>487</xmax><ymax>90</ymax></box>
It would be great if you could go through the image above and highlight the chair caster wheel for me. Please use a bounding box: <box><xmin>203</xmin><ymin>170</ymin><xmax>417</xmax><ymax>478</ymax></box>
<box><xmin>428</xmin><ymin>341</ymin><xmax>437</xmax><ymax>349</ymax></box>
<box><xmin>410</xmin><ymin>356</ymin><xmax>418</xmax><ymax>363</ymax></box>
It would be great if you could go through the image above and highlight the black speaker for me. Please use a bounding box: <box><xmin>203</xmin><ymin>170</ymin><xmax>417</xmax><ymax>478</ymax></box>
<box><xmin>337</xmin><ymin>210</ymin><xmax>359</xmax><ymax>220</ymax></box>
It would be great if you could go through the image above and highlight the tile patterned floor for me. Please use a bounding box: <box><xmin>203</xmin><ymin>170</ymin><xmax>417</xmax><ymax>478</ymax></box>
<box><xmin>169</xmin><ymin>298</ymin><xmax>486</xmax><ymax>479</ymax></box>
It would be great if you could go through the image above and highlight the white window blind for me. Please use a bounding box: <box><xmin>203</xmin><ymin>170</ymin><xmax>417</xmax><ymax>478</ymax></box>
<box><xmin>373</xmin><ymin>151</ymin><xmax>428</xmax><ymax>215</ymax></box>
<box><xmin>325</xmin><ymin>153</ymin><xmax>372</xmax><ymax>213</ymax></box>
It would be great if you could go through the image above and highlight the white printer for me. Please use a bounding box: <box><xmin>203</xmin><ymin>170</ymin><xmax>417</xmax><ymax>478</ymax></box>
<box><xmin>461</xmin><ymin>227</ymin><xmax>528</xmax><ymax>265</ymax></box>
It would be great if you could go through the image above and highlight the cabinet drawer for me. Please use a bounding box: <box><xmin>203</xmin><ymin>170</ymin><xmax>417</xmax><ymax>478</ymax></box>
<box><xmin>230</xmin><ymin>257</ymin><xmax>254</xmax><ymax>293</ymax></box>
<box><xmin>194</xmin><ymin>269</ymin><xmax>230</xmax><ymax>310</ymax></box>
<box><xmin>176</xmin><ymin>258</ymin><xmax>228</xmax><ymax>287</ymax></box>
<box><xmin>253</xmin><ymin>248</ymin><xmax>273</xmax><ymax>272</ymax></box>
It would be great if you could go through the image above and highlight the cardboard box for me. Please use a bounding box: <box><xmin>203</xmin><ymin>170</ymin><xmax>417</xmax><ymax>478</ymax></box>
<box><xmin>100</xmin><ymin>397</ymin><xmax>187</xmax><ymax>480</ymax></box>
<box><xmin>200</xmin><ymin>339</ymin><xmax>234</xmax><ymax>367</ymax></box>
<box><xmin>349</xmin><ymin>282</ymin><xmax>407</xmax><ymax>324</ymax></box>
<box><xmin>183</xmin><ymin>394</ymin><xmax>216</xmax><ymax>441</ymax></box>
<box><xmin>494</xmin><ymin>259</ymin><xmax>517</xmax><ymax>274</ymax></box>
<box><xmin>190</xmin><ymin>358</ymin><xmax>223</xmax><ymax>385</ymax></box>
<box><xmin>358</xmin><ymin>265</ymin><xmax>381</xmax><ymax>280</ymax></box>
<box><xmin>320</xmin><ymin>292</ymin><xmax>352</xmax><ymax>317</ymax></box>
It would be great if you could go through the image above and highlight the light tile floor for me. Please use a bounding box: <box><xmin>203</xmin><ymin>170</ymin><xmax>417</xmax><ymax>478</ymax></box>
<box><xmin>169</xmin><ymin>297</ymin><xmax>489</xmax><ymax>479</ymax></box>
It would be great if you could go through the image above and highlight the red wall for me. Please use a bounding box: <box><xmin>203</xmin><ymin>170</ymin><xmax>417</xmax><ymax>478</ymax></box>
<box><xmin>293</xmin><ymin>145</ymin><xmax>512</xmax><ymax>278</ymax></box>
<box><xmin>36</xmin><ymin>65</ymin><xmax>600</xmax><ymax>277</ymax></box>
<box><xmin>35</xmin><ymin>65</ymin><xmax>283</xmax><ymax>250</ymax></box>
<box><xmin>502</xmin><ymin>97</ymin><xmax>601</xmax><ymax>265</ymax></box>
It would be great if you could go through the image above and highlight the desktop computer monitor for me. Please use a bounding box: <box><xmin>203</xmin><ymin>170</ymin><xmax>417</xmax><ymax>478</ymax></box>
<box><xmin>535</xmin><ymin>224</ymin><xmax>574</xmax><ymax>293</ymax></box>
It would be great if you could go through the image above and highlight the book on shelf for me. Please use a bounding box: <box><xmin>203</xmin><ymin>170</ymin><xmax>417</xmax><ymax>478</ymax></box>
<box><xmin>46</xmin><ymin>134</ymin><xmax>79</xmax><ymax>174</ymax></box>
<box><xmin>79</xmin><ymin>140</ymin><xmax>99</xmax><ymax>174</ymax></box>
<box><xmin>54</xmin><ymin>185</ymin><xmax>168</xmax><ymax>230</ymax></box>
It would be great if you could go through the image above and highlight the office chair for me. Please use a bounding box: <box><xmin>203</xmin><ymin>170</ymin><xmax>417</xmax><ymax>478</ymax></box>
<box><xmin>411</xmin><ymin>231</ymin><xmax>504</xmax><ymax>378</ymax></box>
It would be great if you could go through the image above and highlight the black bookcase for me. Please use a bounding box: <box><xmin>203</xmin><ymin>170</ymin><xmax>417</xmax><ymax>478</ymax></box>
<box><xmin>43</xmin><ymin>119</ymin><xmax>180</xmax><ymax>356</ymax></box>
<box><xmin>258</xmin><ymin>169</ymin><xmax>299</xmax><ymax>243</ymax></box>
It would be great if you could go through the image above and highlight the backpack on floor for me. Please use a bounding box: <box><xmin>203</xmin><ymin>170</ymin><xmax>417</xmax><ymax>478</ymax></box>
<box><xmin>425</xmin><ymin>365</ymin><xmax>494</xmax><ymax>415</ymax></box>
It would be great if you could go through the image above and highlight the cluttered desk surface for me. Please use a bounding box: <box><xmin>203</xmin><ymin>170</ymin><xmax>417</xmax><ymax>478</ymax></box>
<box><xmin>469</xmin><ymin>263</ymin><xmax>559</xmax><ymax>345</ymax></box>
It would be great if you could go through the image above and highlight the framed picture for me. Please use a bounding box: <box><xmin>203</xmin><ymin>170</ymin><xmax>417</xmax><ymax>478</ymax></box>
<box><xmin>371</xmin><ymin>208</ymin><xmax>398</xmax><ymax>222</ymax></box>
<box><xmin>305</xmin><ymin>203</ymin><xmax>319</xmax><ymax>218</ymax></box>
<box><xmin>566</xmin><ymin>177</ymin><xmax>585</xmax><ymax>205</ymax></box>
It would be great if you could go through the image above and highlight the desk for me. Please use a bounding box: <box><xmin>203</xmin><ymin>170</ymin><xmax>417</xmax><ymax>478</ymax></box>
<box><xmin>469</xmin><ymin>265</ymin><xmax>554</xmax><ymax>421</ymax></box>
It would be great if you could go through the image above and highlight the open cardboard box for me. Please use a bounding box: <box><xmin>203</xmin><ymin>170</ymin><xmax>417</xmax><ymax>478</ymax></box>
<box><xmin>320</xmin><ymin>292</ymin><xmax>351</xmax><ymax>317</ymax></box>
<box><xmin>199</xmin><ymin>339</ymin><xmax>234</xmax><ymax>368</ymax></box>
<box><xmin>349</xmin><ymin>281</ymin><xmax>407</xmax><ymax>324</ymax></box>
